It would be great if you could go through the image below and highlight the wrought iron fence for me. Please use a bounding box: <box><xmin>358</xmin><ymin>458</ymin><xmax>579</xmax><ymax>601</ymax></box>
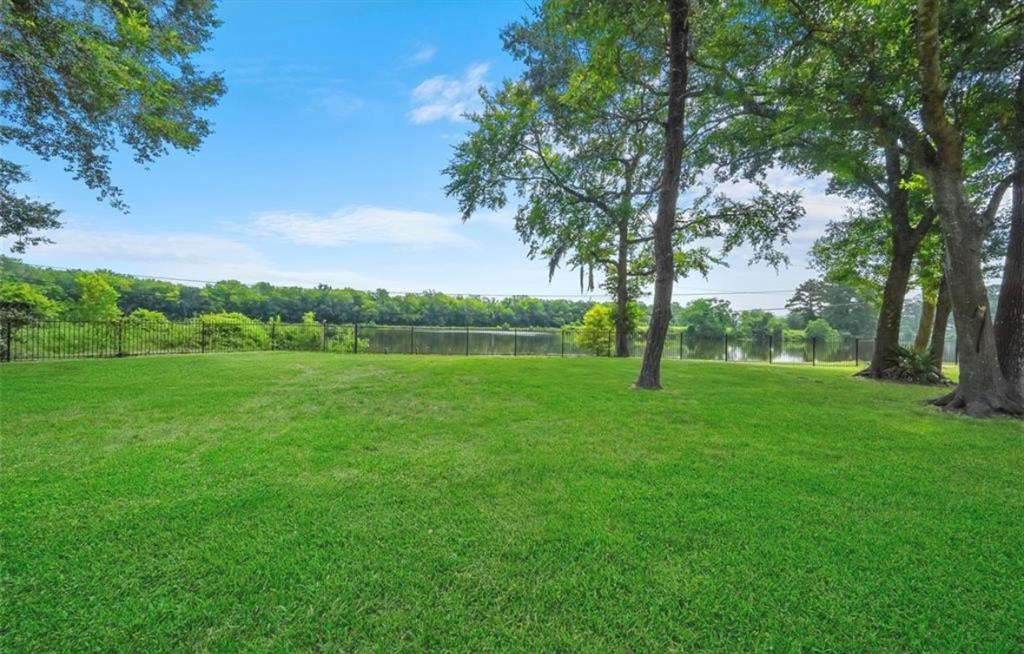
<box><xmin>0</xmin><ymin>319</ymin><xmax>958</xmax><ymax>367</ymax></box>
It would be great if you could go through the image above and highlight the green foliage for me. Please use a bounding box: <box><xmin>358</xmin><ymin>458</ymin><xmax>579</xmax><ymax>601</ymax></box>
<box><xmin>125</xmin><ymin>308</ymin><xmax>169</xmax><ymax>323</ymax></box>
<box><xmin>68</xmin><ymin>273</ymin><xmax>121</xmax><ymax>322</ymax></box>
<box><xmin>444</xmin><ymin>6</ymin><xmax>666</xmax><ymax>309</ymax></box>
<box><xmin>0</xmin><ymin>281</ymin><xmax>57</xmax><ymax>325</ymax></box>
<box><xmin>786</xmin><ymin>279</ymin><xmax>875</xmax><ymax>337</ymax></box>
<box><xmin>884</xmin><ymin>346</ymin><xmax>946</xmax><ymax>385</ymax></box>
<box><xmin>0</xmin><ymin>0</ymin><xmax>224</xmax><ymax>249</ymax></box>
<box><xmin>673</xmin><ymin>298</ymin><xmax>736</xmax><ymax>339</ymax></box>
<box><xmin>737</xmin><ymin>310</ymin><xmax>785</xmax><ymax>343</ymax></box>
<box><xmin>804</xmin><ymin>319</ymin><xmax>840</xmax><ymax>343</ymax></box>
<box><xmin>199</xmin><ymin>312</ymin><xmax>269</xmax><ymax>351</ymax></box>
<box><xmin>1</xmin><ymin>257</ymin><xmax>594</xmax><ymax>328</ymax></box>
<box><xmin>577</xmin><ymin>303</ymin><xmax>614</xmax><ymax>355</ymax></box>
<box><xmin>0</xmin><ymin>161</ymin><xmax>62</xmax><ymax>253</ymax></box>
<box><xmin>327</xmin><ymin>327</ymin><xmax>370</xmax><ymax>354</ymax></box>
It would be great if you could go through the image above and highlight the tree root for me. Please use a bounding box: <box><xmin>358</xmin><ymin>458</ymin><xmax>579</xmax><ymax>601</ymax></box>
<box><xmin>931</xmin><ymin>387</ymin><xmax>1024</xmax><ymax>418</ymax></box>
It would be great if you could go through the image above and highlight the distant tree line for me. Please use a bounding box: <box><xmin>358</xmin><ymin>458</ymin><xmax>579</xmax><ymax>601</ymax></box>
<box><xmin>3</xmin><ymin>257</ymin><xmax>901</xmax><ymax>342</ymax></box>
<box><xmin>0</xmin><ymin>257</ymin><xmax>594</xmax><ymax>328</ymax></box>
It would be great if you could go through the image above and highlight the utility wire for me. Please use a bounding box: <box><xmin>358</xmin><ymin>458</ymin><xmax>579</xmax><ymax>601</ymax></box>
<box><xmin>3</xmin><ymin>262</ymin><xmax>804</xmax><ymax>300</ymax></box>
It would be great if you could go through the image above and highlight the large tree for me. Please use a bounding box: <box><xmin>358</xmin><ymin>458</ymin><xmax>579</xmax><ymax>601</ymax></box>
<box><xmin>910</xmin><ymin>0</ymin><xmax>1021</xmax><ymax>414</ymax></box>
<box><xmin>723</xmin><ymin>0</ymin><xmax>1022</xmax><ymax>416</ymax></box>
<box><xmin>0</xmin><ymin>0</ymin><xmax>225</xmax><ymax>251</ymax></box>
<box><xmin>445</xmin><ymin>9</ymin><xmax>666</xmax><ymax>357</ymax></box>
<box><xmin>993</xmin><ymin>66</ymin><xmax>1024</xmax><ymax>399</ymax></box>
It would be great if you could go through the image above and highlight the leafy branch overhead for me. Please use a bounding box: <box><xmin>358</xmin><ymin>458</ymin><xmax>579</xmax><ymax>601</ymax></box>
<box><xmin>0</xmin><ymin>0</ymin><xmax>225</xmax><ymax>250</ymax></box>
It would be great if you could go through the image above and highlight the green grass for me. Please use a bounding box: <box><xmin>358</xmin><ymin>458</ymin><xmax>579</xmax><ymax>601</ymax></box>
<box><xmin>2</xmin><ymin>354</ymin><xmax>1021</xmax><ymax>652</ymax></box>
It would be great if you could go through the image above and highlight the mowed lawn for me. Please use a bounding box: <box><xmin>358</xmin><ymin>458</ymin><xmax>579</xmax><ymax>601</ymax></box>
<box><xmin>2</xmin><ymin>354</ymin><xmax>1022</xmax><ymax>652</ymax></box>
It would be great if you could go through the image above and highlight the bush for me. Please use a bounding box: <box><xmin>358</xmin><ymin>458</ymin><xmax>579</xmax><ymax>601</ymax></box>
<box><xmin>199</xmin><ymin>312</ymin><xmax>269</xmax><ymax>351</ymax></box>
<box><xmin>577</xmin><ymin>304</ymin><xmax>614</xmax><ymax>355</ymax></box>
<box><xmin>882</xmin><ymin>346</ymin><xmax>948</xmax><ymax>385</ymax></box>
<box><xmin>0</xmin><ymin>281</ymin><xmax>58</xmax><ymax>326</ymax></box>
<box><xmin>327</xmin><ymin>326</ymin><xmax>369</xmax><ymax>353</ymax></box>
<box><xmin>125</xmin><ymin>308</ymin><xmax>169</xmax><ymax>323</ymax></box>
<box><xmin>804</xmin><ymin>318</ymin><xmax>840</xmax><ymax>343</ymax></box>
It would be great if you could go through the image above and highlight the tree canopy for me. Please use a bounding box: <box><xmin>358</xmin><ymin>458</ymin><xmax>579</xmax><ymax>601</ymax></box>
<box><xmin>0</xmin><ymin>0</ymin><xmax>225</xmax><ymax>250</ymax></box>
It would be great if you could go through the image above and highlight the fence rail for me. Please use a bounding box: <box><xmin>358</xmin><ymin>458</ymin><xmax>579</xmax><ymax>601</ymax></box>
<box><xmin>0</xmin><ymin>319</ymin><xmax>958</xmax><ymax>367</ymax></box>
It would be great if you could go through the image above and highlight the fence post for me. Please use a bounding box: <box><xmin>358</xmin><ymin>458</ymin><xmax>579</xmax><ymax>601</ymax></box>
<box><xmin>322</xmin><ymin>321</ymin><xmax>328</xmax><ymax>351</ymax></box>
<box><xmin>3</xmin><ymin>320</ymin><xmax>10</xmax><ymax>363</ymax></box>
<box><xmin>769</xmin><ymin>334</ymin><xmax>773</xmax><ymax>364</ymax></box>
<box><xmin>410</xmin><ymin>325</ymin><xmax>415</xmax><ymax>354</ymax></box>
<box><xmin>724</xmin><ymin>333</ymin><xmax>729</xmax><ymax>362</ymax></box>
<box><xmin>466</xmin><ymin>325</ymin><xmax>470</xmax><ymax>356</ymax></box>
<box><xmin>561</xmin><ymin>329</ymin><xmax>565</xmax><ymax>357</ymax></box>
<box><xmin>354</xmin><ymin>323</ymin><xmax>359</xmax><ymax>354</ymax></box>
<box><xmin>812</xmin><ymin>337</ymin><xmax>817</xmax><ymax>366</ymax></box>
<box><xmin>117</xmin><ymin>320</ymin><xmax>124</xmax><ymax>357</ymax></box>
<box><xmin>200</xmin><ymin>321</ymin><xmax>207</xmax><ymax>354</ymax></box>
<box><xmin>514</xmin><ymin>327</ymin><xmax>518</xmax><ymax>356</ymax></box>
<box><xmin>607</xmin><ymin>331</ymin><xmax>611</xmax><ymax>357</ymax></box>
<box><xmin>854</xmin><ymin>338</ymin><xmax>859</xmax><ymax>366</ymax></box>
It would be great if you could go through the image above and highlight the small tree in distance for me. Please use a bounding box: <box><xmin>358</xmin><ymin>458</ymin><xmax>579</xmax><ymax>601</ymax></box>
<box><xmin>577</xmin><ymin>304</ymin><xmax>615</xmax><ymax>356</ymax></box>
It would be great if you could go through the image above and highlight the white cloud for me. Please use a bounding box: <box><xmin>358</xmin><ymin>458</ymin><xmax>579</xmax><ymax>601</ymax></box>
<box><xmin>31</xmin><ymin>230</ymin><xmax>260</xmax><ymax>263</ymax></box>
<box><xmin>409</xmin><ymin>62</ymin><xmax>489</xmax><ymax>124</ymax></box>
<box><xmin>249</xmin><ymin>206</ymin><xmax>472</xmax><ymax>248</ymax></box>
<box><xmin>11</xmin><ymin>228</ymin><xmax>389</xmax><ymax>289</ymax></box>
<box><xmin>409</xmin><ymin>45</ymin><xmax>437</xmax><ymax>63</ymax></box>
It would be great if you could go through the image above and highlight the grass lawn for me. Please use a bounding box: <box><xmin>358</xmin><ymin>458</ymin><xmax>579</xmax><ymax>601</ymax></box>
<box><xmin>2</xmin><ymin>353</ymin><xmax>1022</xmax><ymax>652</ymax></box>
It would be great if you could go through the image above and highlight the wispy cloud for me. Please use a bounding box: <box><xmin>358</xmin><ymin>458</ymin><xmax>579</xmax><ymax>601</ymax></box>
<box><xmin>12</xmin><ymin>229</ymin><xmax>389</xmax><ymax>289</ymax></box>
<box><xmin>313</xmin><ymin>90</ymin><xmax>365</xmax><ymax>120</ymax></box>
<box><xmin>409</xmin><ymin>44</ymin><xmax>437</xmax><ymax>64</ymax></box>
<box><xmin>30</xmin><ymin>230</ymin><xmax>260</xmax><ymax>263</ymax></box>
<box><xmin>249</xmin><ymin>206</ymin><xmax>473</xmax><ymax>248</ymax></box>
<box><xmin>409</xmin><ymin>62</ymin><xmax>489</xmax><ymax>124</ymax></box>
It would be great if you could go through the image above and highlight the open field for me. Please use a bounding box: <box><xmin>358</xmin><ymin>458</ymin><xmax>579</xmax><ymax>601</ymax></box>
<box><xmin>1</xmin><ymin>353</ymin><xmax>1021</xmax><ymax>651</ymax></box>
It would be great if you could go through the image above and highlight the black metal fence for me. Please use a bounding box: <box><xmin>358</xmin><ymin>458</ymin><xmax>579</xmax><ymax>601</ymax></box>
<box><xmin>0</xmin><ymin>319</ymin><xmax>958</xmax><ymax>367</ymax></box>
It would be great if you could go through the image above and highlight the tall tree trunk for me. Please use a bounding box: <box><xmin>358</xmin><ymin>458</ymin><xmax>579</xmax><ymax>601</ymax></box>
<box><xmin>930</xmin><ymin>177</ymin><xmax>1020</xmax><ymax>416</ymax></box>
<box><xmin>635</xmin><ymin>0</ymin><xmax>690</xmax><ymax>389</ymax></box>
<box><xmin>862</xmin><ymin>142</ymin><xmax>929</xmax><ymax>378</ymax></box>
<box><xmin>614</xmin><ymin>221</ymin><xmax>630</xmax><ymax>357</ymax></box>
<box><xmin>916</xmin><ymin>0</ymin><xmax>1021</xmax><ymax>416</ymax></box>
<box><xmin>994</xmin><ymin>167</ymin><xmax>1023</xmax><ymax>400</ymax></box>
<box><xmin>929</xmin><ymin>274</ymin><xmax>951</xmax><ymax>371</ymax></box>
<box><xmin>865</xmin><ymin>245</ymin><xmax>914</xmax><ymax>376</ymax></box>
<box><xmin>912</xmin><ymin>296</ymin><xmax>936</xmax><ymax>352</ymax></box>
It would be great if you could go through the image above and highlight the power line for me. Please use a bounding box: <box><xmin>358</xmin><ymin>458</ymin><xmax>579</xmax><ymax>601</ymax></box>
<box><xmin>3</xmin><ymin>261</ymin><xmax>802</xmax><ymax>300</ymax></box>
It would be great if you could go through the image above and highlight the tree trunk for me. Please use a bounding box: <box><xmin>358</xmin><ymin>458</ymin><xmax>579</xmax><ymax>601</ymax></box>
<box><xmin>994</xmin><ymin>167</ymin><xmax>1023</xmax><ymax>401</ymax></box>
<box><xmin>912</xmin><ymin>295</ymin><xmax>936</xmax><ymax>352</ymax></box>
<box><xmin>929</xmin><ymin>274</ymin><xmax>951</xmax><ymax>371</ymax></box>
<box><xmin>635</xmin><ymin>0</ymin><xmax>690</xmax><ymax>390</ymax></box>
<box><xmin>930</xmin><ymin>177</ymin><xmax>1021</xmax><ymax>416</ymax></box>
<box><xmin>614</xmin><ymin>221</ymin><xmax>630</xmax><ymax>357</ymax></box>
<box><xmin>861</xmin><ymin>141</ymin><xmax>932</xmax><ymax>379</ymax></box>
<box><xmin>865</xmin><ymin>245</ymin><xmax>914</xmax><ymax>376</ymax></box>
<box><xmin>916</xmin><ymin>0</ymin><xmax>1021</xmax><ymax>417</ymax></box>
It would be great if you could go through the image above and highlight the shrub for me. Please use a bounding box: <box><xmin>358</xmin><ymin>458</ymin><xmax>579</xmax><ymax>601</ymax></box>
<box><xmin>577</xmin><ymin>304</ymin><xmax>614</xmax><ymax>355</ymax></box>
<box><xmin>0</xmin><ymin>282</ymin><xmax>58</xmax><ymax>326</ymax></box>
<box><xmin>804</xmin><ymin>318</ymin><xmax>840</xmax><ymax>343</ymax></box>
<box><xmin>125</xmin><ymin>308</ymin><xmax>169</xmax><ymax>323</ymax></box>
<box><xmin>883</xmin><ymin>346</ymin><xmax>947</xmax><ymax>385</ymax></box>
<box><xmin>199</xmin><ymin>312</ymin><xmax>269</xmax><ymax>351</ymax></box>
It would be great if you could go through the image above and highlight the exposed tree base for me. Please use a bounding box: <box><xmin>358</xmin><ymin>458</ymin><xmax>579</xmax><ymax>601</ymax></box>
<box><xmin>633</xmin><ymin>378</ymin><xmax>662</xmax><ymax>391</ymax></box>
<box><xmin>931</xmin><ymin>388</ymin><xmax>1024</xmax><ymax>418</ymax></box>
<box><xmin>854</xmin><ymin>366</ymin><xmax>952</xmax><ymax>386</ymax></box>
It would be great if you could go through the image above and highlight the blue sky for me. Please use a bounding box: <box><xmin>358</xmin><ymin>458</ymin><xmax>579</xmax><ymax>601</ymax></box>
<box><xmin>9</xmin><ymin>0</ymin><xmax>850</xmax><ymax>311</ymax></box>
